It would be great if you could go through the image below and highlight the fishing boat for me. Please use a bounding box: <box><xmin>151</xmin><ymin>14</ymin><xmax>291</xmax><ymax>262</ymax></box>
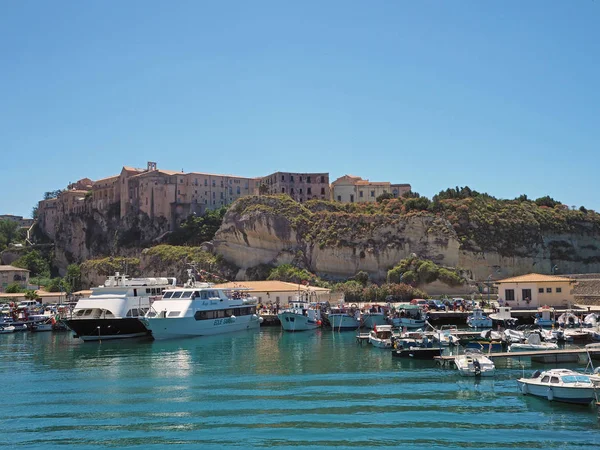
<box><xmin>509</xmin><ymin>332</ymin><xmax>559</xmax><ymax>352</ymax></box>
<box><xmin>143</xmin><ymin>271</ymin><xmax>262</xmax><ymax>340</ymax></box>
<box><xmin>65</xmin><ymin>272</ymin><xmax>176</xmax><ymax>341</ymax></box>
<box><xmin>454</xmin><ymin>349</ymin><xmax>495</xmax><ymax>377</ymax></box>
<box><xmin>517</xmin><ymin>369</ymin><xmax>596</xmax><ymax>404</ymax></box>
<box><xmin>368</xmin><ymin>325</ymin><xmax>394</xmax><ymax>349</ymax></box>
<box><xmin>361</xmin><ymin>306</ymin><xmax>389</xmax><ymax>329</ymax></box>
<box><xmin>534</xmin><ymin>306</ymin><xmax>555</xmax><ymax>327</ymax></box>
<box><xmin>466</xmin><ymin>308</ymin><xmax>492</xmax><ymax>328</ymax></box>
<box><xmin>277</xmin><ymin>293</ymin><xmax>322</xmax><ymax>332</ymax></box>
<box><xmin>390</xmin><ymin>304</ymin><xmax>427</xmax><ymax>329</ymax></box>
<box><xmin>326</xmin><ymin>304</ymin><xmax>361</xmax><ymax>331</ymax></box>
<box><xmin>489</xmin><ymin>306</ymin><xmax>518</xmax><ymax>328</ymax></box>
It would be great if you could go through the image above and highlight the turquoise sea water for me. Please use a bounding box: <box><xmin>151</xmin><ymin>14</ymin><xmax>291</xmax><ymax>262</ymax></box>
<box><xmin>0</xmin><ymin>328</ymin><xmax>599</xmax><ymax>450</ymax></box>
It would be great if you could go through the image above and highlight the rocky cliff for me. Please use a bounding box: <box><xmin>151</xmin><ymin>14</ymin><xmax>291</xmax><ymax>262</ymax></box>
<box><xmin>212</xmin><ymin>196</ymin><xmax>600</xmax><ymax>281</ymax></box>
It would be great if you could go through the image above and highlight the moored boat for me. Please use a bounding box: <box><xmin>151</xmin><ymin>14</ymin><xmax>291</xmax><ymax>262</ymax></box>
<box><xmin>277</xmin><ymin>294</ymin><xmax>322</xmax><ymax>332</ymax></box>
<box><xmin>517</xmin><ymin>369</ymin><xmax>596</xmax><ymax>404</ymax></box>
<box><xmin>144</xmin><ymin>272</ymin><xmax>262</xmax><ymax>340</ymax></box>
<box><xmin>509</xmin><ymin>332</ymin><xmax>559</xmax><ymax>352</ymax></box>
<box><xmin>64</xmin><ymin>272</ymin><xmax>175</xmax><ymax>341</ymax></box>
<box><xmin>368</xmin><ymin>325</ymin><xmax>394</xmax><ymax>349</ymax></box>
<box><xmin>489</xmin><ymin>306</ymin><xmax>518</xmax><ymax>328</ymax></box>
<box><xmin>534</xmin><ymin>306</ymin><xmax>555</xmax><ymax>328</ymax></box>
<box><xmin>466</xmin><ymin>308</ymin><xmax>492</xmax><ymax>328</ymax></box>
<box><xmin>326</xmin><ymin>304</ymin><xmax>361</xmax><ymax>331</ymax></box>
<box><xmin>454</xmin><ymin>349</ymin><xmax>495</xmax><ymax>377</ymax></box>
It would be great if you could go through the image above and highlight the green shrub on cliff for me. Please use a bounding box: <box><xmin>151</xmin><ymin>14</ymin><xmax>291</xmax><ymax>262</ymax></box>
<box><xmin>386</xmin><ymin>257</ymin><xmax>465</xmax><ymax>287</ymax></box>
<box><xmin>167</xmin><ymin>207</ymin><xmax>227</xmax><ymax>246</ymax></box>
<box><xmin>267</xmin><ymin>264</ymin><xmax>318</xmax><ymax>285</ymax></box>
<box><xmin>81</xmin><ymin>256</ymin><xmax>141</xmax><ymax>277</ymax></box>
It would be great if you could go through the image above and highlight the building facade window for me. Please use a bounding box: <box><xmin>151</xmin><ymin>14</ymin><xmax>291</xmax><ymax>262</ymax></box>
<box><xmin>505</xmin><ymin>289</ymin><xmax>515</xmax><ymax>301</ymax></box>
<box><xmin>546</xmin><ymin>287</ymin><xmax>552</xmax><ymax>293</ymax></box>
<box><xmin>556</xmin><ymin>287</ymin><xmax>562</xmax><ymax>293</ymax></box>
<box><xmin>538</xmin><ymin>288</ymin><xmax>544</xmax><ymax>293</ymax></box>
<box><xmin>359</xmin><ymin>191</ymin><xmax>363</xmax><ymax>198</ymax></box>
<box><xmin>370</xmin><ymin>191</ymin><xmax>375</xmax><ymax>197</ymax></box>
<box><xmin>321</xmin><ymin>188</ymin><xmax>325</xmax><ymax>195</ymax></box>
<box><xmin>307</xmin><ymin>187</ymin><xmax>312</xmax><ymax>195</ymax></box>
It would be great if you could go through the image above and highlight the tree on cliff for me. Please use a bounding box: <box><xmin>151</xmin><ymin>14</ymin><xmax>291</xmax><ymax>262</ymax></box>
<box><xmin>0</xmin><ymin>220</ymin><xmax>19</xmax><ymax>251</ymax></box>
<box><xmin>534</xmin><ymin>195</ymin><xmax>561</xmax><ymax>208</ymax></box>
<box><xmin>12</xmin><ymin>250</ymin><xmax>51</xmax><ymax>278</ymax></box>
<box><xmin>267</xmin><ymin>264</ymin><xmax>317</xmax><ymax>285</ymax></box>
<box><xmin>168</xmin><ymin>207</ymin><xmax>227</xmax><ymax>246</ymax></box>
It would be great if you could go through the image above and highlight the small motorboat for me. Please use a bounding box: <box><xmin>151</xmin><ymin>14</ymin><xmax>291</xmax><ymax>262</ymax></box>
<box><xmin>368</xmin><ymin>325</ymin><xmax>394</xmax><ymax>349</ymax></box>
<box><xmin>466</xmin><ymin>308</ymin><xmax>492</xmax><ymax>328</ymax></box>
<box><xmin>517</xmin><ymin>369</ymin><xmax>596</xmax><ymax>404</ymax></box>
<box><xmin>433</xmin><ymin>325</ymin><xmax>460</xmax><ymax>346</ymax></box>
<box><xmin>509</xmin><ymin>332</ymin><xmax>559</xmax><ymax>352</ymax></box>
<box><xmin>489</xmin><ymin>306</ymin><xmax>518</xmax><ymax>328</ymax></box>
<box><xmin>390</xmin><ymin>305</ymin><xmax>427</xmax><ymax>330</ymax></box>
<box><xmin>557</xmin><ymin>311</ymin><xmax>581</xmax><ymax>328</ymax></box>
<box><xmin>583</xmin><ymin>313</ymin><xmax>599</xmax><ymax>328</ymax></box>
<box><xmin>504</xmin><ymin>329</ymin><xmax>525</xmax><ymax>343</ymax></box>
<box><xmin>454</xmin><ymin>349</ymin><xmax>495</xmax><ymax>377</ymax></box>
<box><xmin>0</xmin><ymin>325</ymin><xmax>16</xmax><ymax>334</ymax></box>
<box><xmin>534</xmin><ymin>306</ymin><xmax>555</xmax><ymax>328</ymax></box>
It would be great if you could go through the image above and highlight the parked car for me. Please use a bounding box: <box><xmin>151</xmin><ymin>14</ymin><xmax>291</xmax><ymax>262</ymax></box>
<box><xmin>427</xmin><ymin>300</ymin><xmax>446</xmax><ymax>311</ymax></box>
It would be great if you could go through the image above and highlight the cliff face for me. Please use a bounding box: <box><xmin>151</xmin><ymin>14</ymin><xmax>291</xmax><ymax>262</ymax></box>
<box><xmin>213</xmin><ymin>196</ymin><xmax>600</xmax><ymax>281</ymax></box>
<box><xmin>40</xmin><ymin>203</ymin><xmax>169</xmax><ymax>274</ymax></box>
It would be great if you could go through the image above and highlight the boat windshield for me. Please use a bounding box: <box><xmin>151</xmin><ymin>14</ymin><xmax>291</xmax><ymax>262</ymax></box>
<box><xmin>561</xmin><ymin>375</ymin><xmax>590</xmax><ymax>383</ymax></box>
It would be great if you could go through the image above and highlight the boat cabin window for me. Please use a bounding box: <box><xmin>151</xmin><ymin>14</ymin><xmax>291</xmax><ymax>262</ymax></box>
<box><xmin>550</xmin><ymin>377</ymin><xmax>560</xmax><ymax>384</ymax></box>
<box><xmin>126</xmin><ymin>309</ymin><xmax>139</xmax><ymax>317</ymax></box>
<box><xmin>163</xmin><ymin>291</ymin><xmax>174</xmax><ymax>299</ymax></box>
<box><xmin>167</xmin><ymin>311</ymin><xmax>181</xmax><ymax>317</ymax></box>
<box><xmin>171</xmin><ymin>291</ymin><xmax>183</xmax><ymax>299</ymax></box>
<box><xmin>83</xmin><ymin>309</ymin><xmax>93</xmax><ymax>316</ymax></box>
<box><xmin>146</xmin><ymin>288</ymin><xmax>151</xmax><ymax>294</ymax></box>
<box><xmin>562</xmin><ymin>375</ymin><xmax>590</xmax><ymax>383</ymax></box>
<box><xmin>181</xmin><ymin>291</ymin><xmax>193</xmax><ymax>299</ymax></box>
<box><xmin>541</xmin><ymin>376</ymin><xmax>550</xmax><ymax>383</ymax></box>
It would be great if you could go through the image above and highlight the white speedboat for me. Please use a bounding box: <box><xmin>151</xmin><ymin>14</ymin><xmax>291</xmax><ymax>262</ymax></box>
<box><xmin>277</xmin><ymin>295</ymin><xmax>322</xmax><ymax>332</ymax></box>
<box><xmin>327</xmin><ymin>305</ymin><xmax>361</xmax><ymax>331</ymax></box>
<box><xmin>489</xmin><ymin>306</ymin><xmax>518</xmax><ymax>328</ymax></box>
<box><xmin>368</xmin><ymin>325</ymin><xmax>394</xmax><ymax>348</ymax></box>
<box><xmin>433</xmin><ymin>325</ymin><xmax>460</xmax><ymax>346</ymax></box>
<box><xmin>0</xmin><ymin>325</ymin><xmax>15</xmax><ymax>334</ymax></box>
<box><xmin>454</xmin><ymin>349</ymin><xmax>495</xmax><ymax>377</ymax></box>
<box><xmin>517</xmin><ymin>369</ymin><xmax>596</xmax><ymax>404</ymax></box>
<box><xmin>503</xmin><ymin>328</ymin><xmax>525</xmax><ymax>343</ymax></box>
<box><xmin>144</xmin><ymin>274</ymin><xmax>262</xmax><ymax>340</ymax></box>
<box><xmin>583</xmin><ymin>313</ymin><xmax>599</xmax><ymax>328</ymax></box>
<box><xmin>557</xmin><ymin>311</ymin><xmax>581</xmax><ymax>328</ymax></box>
<box><xmin>534</xmin><ymin>306</ymin><xmax>555</xmax><ymax>327</ymax></box>
<box><xmin>466</xmin><ymin>308</ymin><xmax>492</xmax><ymax>328</ymax></box>
<box><xmin>509</xmin><ymin>332</ymin><xmax>559</xmax><ymax>352</ymax></box>
<box><xmin>65</xmin><ymin>272</ymin><xmax>176</xmax><ymax>341</ymax></box>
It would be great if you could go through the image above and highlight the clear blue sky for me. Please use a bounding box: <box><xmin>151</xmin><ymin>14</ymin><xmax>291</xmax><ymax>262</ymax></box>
<box><xmin>1</xmin><ymin>1</ymin><xmax>599</xmax><ymax>218</ymax></box>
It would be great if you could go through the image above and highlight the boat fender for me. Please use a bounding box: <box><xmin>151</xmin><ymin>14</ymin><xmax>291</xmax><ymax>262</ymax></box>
<box><xmin>230</xmin><ymin>315</ymin><xmax>236</xmax><ymax>322</ymax></box>
<box><xmin>547</xmin><ymin>387</ymin><xmax>554</xmax><ymax>401</ymax></box>
<box><xmin>520</xmin><ymin>383</ymin><xmax>528</xmax><ymax>394</ymax></box>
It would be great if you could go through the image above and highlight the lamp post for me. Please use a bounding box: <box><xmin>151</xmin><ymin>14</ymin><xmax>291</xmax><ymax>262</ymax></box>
<box><xmin>487</xmin><ymin>274</ymin><xmax>493</xmax><ymax>307</ymax></box>
<box><xmin>551</xmin><ymin>265</ymin><xmax>558</xmax><ymax>275</ymax></box>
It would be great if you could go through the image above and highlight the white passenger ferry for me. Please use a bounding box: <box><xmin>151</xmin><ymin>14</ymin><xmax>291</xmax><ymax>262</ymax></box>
<box><xmin>143</xmin><ymin>272</ymin><xmax>262</xmax><ymax>340</ymax></box>
<box><xmin>65</xmin><ymin>273</ymin><xmax>175</xmax><ymax>341</ymax></box>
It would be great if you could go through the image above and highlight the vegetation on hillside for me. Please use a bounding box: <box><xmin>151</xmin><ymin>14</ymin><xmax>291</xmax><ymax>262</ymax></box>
<box><xmin>167</xmin><ymin>207</ymin><xmax>227</xmax><ymax>246</ymax></box>
<box><xmin>387</xmin><ymin>257</ymin><xmax>465</xmax><ymax>287</ymax></box>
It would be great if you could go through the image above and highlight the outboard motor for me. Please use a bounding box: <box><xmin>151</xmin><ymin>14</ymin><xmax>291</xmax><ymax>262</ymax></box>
<box><xmin>473</xmin><ymin>359</ymin><xmax>481</xmax><ymax>376</ymax></box>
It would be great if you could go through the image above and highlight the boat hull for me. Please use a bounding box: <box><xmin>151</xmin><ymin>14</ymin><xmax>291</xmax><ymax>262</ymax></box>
<box><xmin>391</xmin><ymin>318</ymin><xmax>426</xmax><ymax>329</ymax></box>
<box><xmin>517</xmin><ymin>381</ymin><xmax>595</xmax><ymax>404</ymax></box>
<box><xmin>64</xmin><ymin>318</ymin><xmax>151</xmax><ymax>341</ymax></box>
<box><xmin>362</xmin><ymin>313</ymin><xmax>388</xmax><ymax>329</ymax></box>
<box><xmin>392</xmin><ymin>348</ymin><xmax>442</xmax><ymax>359</ymax></box>
<box><xmin>278</xmin><ymin>312</ymin><xmax>319</xmax><ymax>332</ymax></box>
<box><xmin>328</xmin><ymin>314</ymin><xmax>360</xmax><ymax>330</ymax></box>
<box><xmin>145</xmin><ymin>314</ymin><xmax>261</xmax><ymax>340</ymax></box>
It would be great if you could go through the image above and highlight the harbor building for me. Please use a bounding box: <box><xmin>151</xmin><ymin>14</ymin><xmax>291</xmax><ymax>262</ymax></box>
<box><xmin>494</xmin><ymin>273</ymin><xmax>577</xmax><ymax>308</ymax></box>
<box><xmin>331</xmin><ymin>175</ymin><xmax>411</xmax><ymax>203</ymax></box>
<box><xmin>215</xmin><ymin>280</ymin><xmax>331</xmax><ymax>304</ymax></box>
<box><xmin>0</xmin><ymin>265</ymin><xmax>30</xmax><ymax>293</ymax></box>
<box><xmin>258</xmin><ymin>172</ymin><xmax>330</xmax><ymax>203</ymax></box>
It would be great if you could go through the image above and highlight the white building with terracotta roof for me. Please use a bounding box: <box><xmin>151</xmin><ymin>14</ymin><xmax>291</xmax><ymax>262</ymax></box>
<box><xmin>331</xmin><ymin>175</ymin><xmax>411</xmax><ymax>203</ymax></box>
<box><xmin>494</xmin><ymin>273</ymin><xmax>577</xmax><ymax>308</ymax></box>
<box><xmin>0</xmin><ymin>265</ymin><xmax>30</xmax><ymax>293</ymax></box>
<box><xmin>214</xmin><ymin>280</ymin><xmax>331</xmax><ymax>304</ymax></box>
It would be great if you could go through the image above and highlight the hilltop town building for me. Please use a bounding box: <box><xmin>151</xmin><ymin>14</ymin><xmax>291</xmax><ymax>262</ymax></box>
<box><xmin>0</xmin><ymin>215</ymin><xmax>34</xmax><ymax>228</ymax></box>
<box><xmin>258</xmin><ymin>172</ymin><xmax>330</xmax><ymax>202</ymax></box>
<box><xmin>331</xmin><ymin>175</ymin><xmax>411</xmax><ymax>203</ymax></box>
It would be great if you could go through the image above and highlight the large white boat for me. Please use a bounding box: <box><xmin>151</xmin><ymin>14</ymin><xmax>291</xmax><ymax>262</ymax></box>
<box><xmin>517</xmin><ymin>369</ymin><xmax>596</xmax><ymax>404</ymax></box>
<box><xmin>391</xmin><ymin>305</ymin><xmax>427</xmax><ymax>329</ymax></box>
<box><xmin>454</xmin><ymin>349</ymin><xmax>496</xmax><ymax>377</ymax></box>
<box><xmin>64</xmin><ymin>272</ymin><xmax>175</xmax><ymax>341</ymax></box>
<box><xmin>326</xmin><ymin>305</ymin><xmax>361</xmax><ymax>331</ymax></box>
<box><xmin>466</xmin><ymin>308</ymin><xmax>492</xmax><ymax>328</ymax></box>
<box><xmin>277</xmin><ymin>294</ymin><xmax>322</xmax><ymax>332</ymax></box>
<box><xmin>144</xmin><ymin>275</ymin><xmax>262</xmax><ymax>340</ymax></box>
